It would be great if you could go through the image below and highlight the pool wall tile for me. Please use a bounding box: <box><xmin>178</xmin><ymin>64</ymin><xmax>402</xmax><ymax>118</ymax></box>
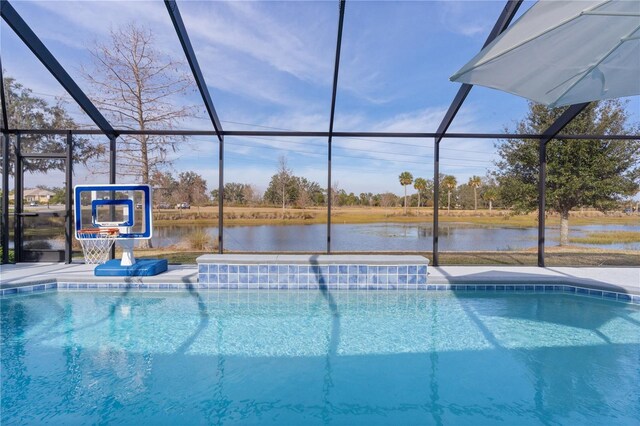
<box><xmin>4</xmin><ymin>260</ymin><xmax>638</xmax><ymax>306</ymax></box>
<box><xmin>617</xmin><ymin>294</ymin><xmax>631</xmax><ymax>302</ymax></box>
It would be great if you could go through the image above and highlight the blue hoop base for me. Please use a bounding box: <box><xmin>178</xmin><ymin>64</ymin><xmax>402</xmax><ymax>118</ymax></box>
<box><xmin>94</xmin><ymin>259</ymin><xmax>168</xmax><ymax>276</ymax></box>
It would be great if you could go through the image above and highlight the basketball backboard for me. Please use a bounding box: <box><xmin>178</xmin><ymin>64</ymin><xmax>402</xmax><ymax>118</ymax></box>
<box><xmin>74</xmin><ymin>184</ymin><xmax>153</xmax><ymax>239</ymax></box>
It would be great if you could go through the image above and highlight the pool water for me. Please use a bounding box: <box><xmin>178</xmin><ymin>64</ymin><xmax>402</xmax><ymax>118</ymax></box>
<box><xmin>2</xmin><ymin>290</ymin><xmax>639</xmax><ymax>425</ymax></box>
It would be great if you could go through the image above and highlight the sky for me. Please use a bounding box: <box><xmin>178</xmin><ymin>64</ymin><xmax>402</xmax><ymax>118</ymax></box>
<box><xmin>2</xmin><ymin>0</ymin><xmax>639</xmax><ymax>197</ymax></box>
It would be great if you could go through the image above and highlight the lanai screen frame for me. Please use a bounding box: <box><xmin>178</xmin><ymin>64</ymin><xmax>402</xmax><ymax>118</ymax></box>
<box><xmin>1</xmin><ymin>0</ymin><xmax>638</xmax><ymax>266</ymax></box>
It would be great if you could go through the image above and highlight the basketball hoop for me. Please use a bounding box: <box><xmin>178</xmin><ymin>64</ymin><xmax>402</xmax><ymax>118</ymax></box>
<box><xmin>77</xmin><ymin>228</ymin><xmax>120</xmax><ymax>264</ymax></box>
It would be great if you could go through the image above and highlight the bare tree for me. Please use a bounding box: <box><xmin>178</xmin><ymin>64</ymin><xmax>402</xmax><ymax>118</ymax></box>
<box><xmin>276</xmin><ymin>156</ymin><xmax>292</xmax><ymax>210</ymax></box>
<box><xmin>331</xmin><ymin>181</ymin><xmax>341</xmax><ymax>207</ymax></box>
<box><xmin>84</xmin><ymin>23</ymin><xmax>196</xmax><ymax>183</ymax></box>
<box><xmin>380</xmin><ymin>192</ymin><xmax>398</xmax><ymax>208</ymax></box>
<box><xmin>242</xmin><ymin>184</ymin><xmax>260</xmax><ymax>206</ymax></box>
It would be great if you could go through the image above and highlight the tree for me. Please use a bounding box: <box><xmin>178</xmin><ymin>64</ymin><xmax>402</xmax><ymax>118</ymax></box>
<box><xmin>263</xmin><ymin>160</ymin><xmax>324</xmax><ymax>208</ymax></box>
<box><xmin>495</xmin><ymin>100</ymin><xmax>640</xmax><ymax>245</ymax></box>
<box><xmin>331</xmin><ymin>181</ymin><xmax>341</xmax><ymax>207</ymax></box>
<box><xmin>413</xmin><ymin>177</ymin><xmax>427</xmax><ymax>211</ymax></box>
<box><xmin>264</xmin><ymin>157</ymin><xmax>296</xmax><ymax>209</ymax></box>
<box><xmin>336</xmin><ymin>189</ymin><xmax>349</xmax><ymax>206</ymax></box>
<box><xmin>442</xmin><ymin>175</ymin><xmax>457</xmax><ymax>212</ymax></box>
<box><xmin>242</xmin><ymin>184</ymin><xmax>260</xmax><ymax>206</ymax></box>
<box><xmin>457</xmin><ymin>183</ymin><xmax>475</xmax><ymax>210</ymax></box>
<box><xmin>1</xmin><ymin>76</ymin><xmax>101</xmax><ymax>175</ymax></box>
<box><xmin>482</xmin><ymin>187</ymin><xmax>498</xmax><ymax>212</ymax></box>
<box><xmin>468</xmin><ymin>176</ymin><xmax>482</xmax><ymax>210</ymax></box>
<box><xmin>265</xmin><ymin>156</ymin><xmax>294</xmax><ymax>210</ymax></box>
<box><xmin>221</xmin><ymin>182</ymin><xmax>253</xmax><ymax>205</ymax></box>
<box><xmin>295</xmin><ymin>177</ymin><xmax>324</xmax><ymax>207</ymax></box>
<box><xmin>84</xmin><ymin>24</ymin><xmax>195</xmax><ymax>183</ymax></box>
<box><xmin>176</xmin><ymin>171</ymin><xmax>209</xmax><ymax>207</ymax></box>
<box><xmin>379</xmin><ymin>192</ymin><xmax>398</xmax><ymax>208</ymax></box>
<box><xmin>215</xmin><ymin>184</ymin><xmax>261</xmax><ymax>206</ymax></box>
<box><xmin>150</xmin><ymin>170</ymin><xmax>179</xmax><ymax>206</ymax></box>
<box><xmin>398</xmin><ymin>171</ymin><xmax>413</xmax><ymax>214</ymax></box>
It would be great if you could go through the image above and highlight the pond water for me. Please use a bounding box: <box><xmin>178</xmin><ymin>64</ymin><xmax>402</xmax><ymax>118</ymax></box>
<box><xmin>150</xmin><ymin>223</ymin><xmax>640</xmax><ymax>252</ymax></box>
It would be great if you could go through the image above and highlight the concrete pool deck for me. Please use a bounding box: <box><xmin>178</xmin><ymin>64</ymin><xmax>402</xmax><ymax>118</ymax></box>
<box><xmin>1</xmin><ymin>262</ymin><xmax>638</xmax><ymax>296</ymax></box>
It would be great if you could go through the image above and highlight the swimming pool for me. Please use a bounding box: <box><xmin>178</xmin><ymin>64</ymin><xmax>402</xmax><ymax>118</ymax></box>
<box><xmin>2</xmin><ymin>290</ymin><xmax>639</xmax><ymax>424</ymax></box>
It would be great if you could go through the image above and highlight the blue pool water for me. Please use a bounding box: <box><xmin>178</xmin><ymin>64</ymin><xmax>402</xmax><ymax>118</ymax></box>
<box><xmin>2</xmin><ymin>290</ymin><xmax>639</xmax><ymax>425</ymax></box>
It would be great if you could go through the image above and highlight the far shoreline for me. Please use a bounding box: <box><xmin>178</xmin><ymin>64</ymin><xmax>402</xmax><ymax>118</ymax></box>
<box><xmin>153</xmin><ymin>206</ymin><xmax>640</xmax><ymax>228</ymax></box>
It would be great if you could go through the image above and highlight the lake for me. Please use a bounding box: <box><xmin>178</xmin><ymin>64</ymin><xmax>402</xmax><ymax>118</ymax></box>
<box><xmin>150</xmin><ymin>222</ymin><xmax>640</xmax><ymax>252</ymax></box>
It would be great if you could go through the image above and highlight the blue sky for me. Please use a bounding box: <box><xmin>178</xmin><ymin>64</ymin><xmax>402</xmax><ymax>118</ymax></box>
<box><xmin>3</xmin><ymin>0</ymin><xmax>639</xmax><ymax>196</ymax></box>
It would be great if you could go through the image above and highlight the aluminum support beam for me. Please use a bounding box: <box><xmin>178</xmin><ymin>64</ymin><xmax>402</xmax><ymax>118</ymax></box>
<box><xmin>1</xmin><ymin>0</ymin><xmax>116</xmax><ymax>136</ymax></box>
<box><xmin>165</xmin><ymin>0</ymin><xmax>223</xmax><ymax>143</ymax></box>
<box><xmin>0</xmin><ymin>56</ymin><xmax>8</xmax><ymax>132</ymax></box>
<box><xmin>1</xmin><ymin>133</ymin><xmax>9</xmax><ymax>263</ymax></box>
<box><xmin>65</xmin><ymin>131</ymin><xmax>73</xmax><ymax>263</ymax></box>
<box><xmin>109</xmin><ymin>135</ymin><xmax>116</xmax><ymax>259</ymax></box>
<box><xmin>13</xmin><ymin>132</ymin><xmax>21</xmax><ymax>261</ymax></box>
<box><xmin>432</xmin><ymin>0</ymin><xmax>522</xmax><ymax>266</ymax></box>
<box><xmin>109</xmin><ymin>135</ymin><xmax>116</xmax><ymax>185</ymax></box>
<box><xmin>218</xmin><ymin>138</ymin><xmax>224</xmax><ymax>253</ymax></box>
<box><xmin>327</xmin><ymin>0</ymin><xmax>346</xmax><ymax>254</ymax></box>
<box><xmin>0</xmin><ymin>57</ymin><xmax>8</xmax><ymax>263</ymax></box>
<box><xmin>2</xmin><ymin>129</ymin><xmax>638</xmax><ymax>140</ymax></box>
<box><xmin>432</xmin><ymin>139</ymin><xmax>440</xmax><ymax>265</ymax></box>
<box><xmin>537</xmin><ymin>102</ymin><xmax>589</xmax><ymax>267</ymax></box>
<box><xmin>537</xmin><ymin>140</ymin><xmax>547</xmax><ymax>267</ymax></box>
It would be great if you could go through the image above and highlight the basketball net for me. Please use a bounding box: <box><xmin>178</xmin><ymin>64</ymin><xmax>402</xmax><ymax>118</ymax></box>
<box><xmin>77</xmin><ymin>228</ymin><xmax>120</xmax><ymax>264</ymax></box>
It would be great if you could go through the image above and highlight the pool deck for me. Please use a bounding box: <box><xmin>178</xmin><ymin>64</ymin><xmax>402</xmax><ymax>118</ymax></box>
<box><xmin>1</xmin><ymin>263</ymin><xmax>638</xmax><ymax>295</ymax></box>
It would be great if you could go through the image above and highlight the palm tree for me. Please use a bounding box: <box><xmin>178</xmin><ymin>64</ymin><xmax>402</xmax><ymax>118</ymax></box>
<box><xmin>398</xmin><ymin>171</ymin><xmax>413</xmax><ymax>214</ymax></box>
<box><xmin>482</xmin><ymin>187</ymin><xmax>498</xmax><ymax>212</ymax></box>
<box><xmin>442</xmin><ymin>175</ymin><xmax>457</xmax><ymax>213</ymax></box>
<box><xmin>468</xmin><ymin>176</ymin><xmax>482</xmax><ymax>210</ymax></box>
<box><xmin>413</xmin><ymin>177</ymin><xmax>427</xmax><ymax>213</ymax></box>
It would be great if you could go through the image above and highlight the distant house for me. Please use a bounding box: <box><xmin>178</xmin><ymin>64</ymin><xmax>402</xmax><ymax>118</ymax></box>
<box><xmin>23</xmin><ymin>188</ymin><xmax>54</xmax><ymax>204</ymax></box>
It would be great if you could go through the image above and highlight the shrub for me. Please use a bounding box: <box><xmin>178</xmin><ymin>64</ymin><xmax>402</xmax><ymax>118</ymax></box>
<box><xmin>184</xmin><ymin>230</ymin><xmax>214</xmax><ymax>251</ymax></box>
<box><xmin>0</xmin><ymin>248</ymin><xmax>15</xmax><ymax>262</ymax></box>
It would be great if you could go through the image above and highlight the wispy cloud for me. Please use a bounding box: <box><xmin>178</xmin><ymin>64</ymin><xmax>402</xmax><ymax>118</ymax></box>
<box><xmin>183</xmin><ymin>1</ymin><xmax>335</xmax><ymax>84</ymax></box>
<box><xmin>437</xmin><ymin>2</ymin><xmax>497</xmax><ymax>37</ymax></box>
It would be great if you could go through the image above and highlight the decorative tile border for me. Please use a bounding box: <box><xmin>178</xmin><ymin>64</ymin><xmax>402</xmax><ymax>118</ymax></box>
<box><xmin>198</xmin><ymin>263</ymin><xmax>428</xmax><ymax>290</ymax></box>
<box><xmin>1</xmin><ymin>282</ymin><xmax>57</xmax><ymax>297</ymax></box>
<box><xmin>56</xmin><ymin>282</ymin><xmax>201</xmax><ymax>291</ymax></box>
<box><xmin>1</xmin><ymin>280</ymin><xmax>638</xmax><ymax>305</ymax></box>
<box><xmin>445</xmin><ymin>284</ymin><xmax>640</xmax><ymax>305</ymax></box>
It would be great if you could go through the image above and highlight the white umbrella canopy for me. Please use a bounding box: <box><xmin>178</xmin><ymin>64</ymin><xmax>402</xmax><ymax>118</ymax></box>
<box><xmin>450</xmin><ymin>0</ymin><xmax>640</xmax><ymax>107</ymax></box>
